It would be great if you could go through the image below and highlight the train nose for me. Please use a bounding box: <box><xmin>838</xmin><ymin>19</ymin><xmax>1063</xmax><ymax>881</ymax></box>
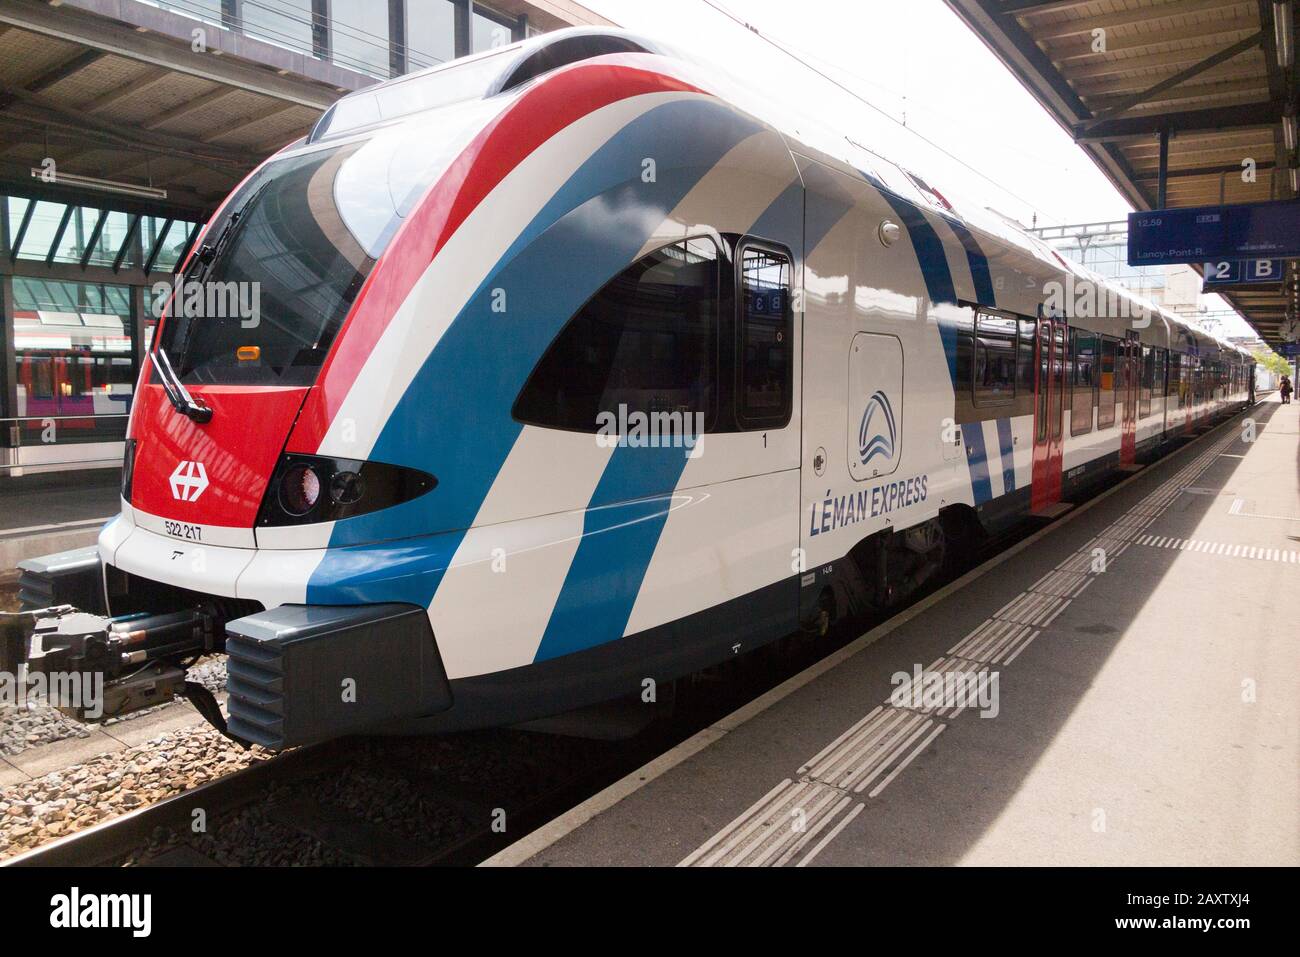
<box><xmin>123</xmin><ymin>381</ymin><xmax>312</xmax><ymax>543</ymax></box>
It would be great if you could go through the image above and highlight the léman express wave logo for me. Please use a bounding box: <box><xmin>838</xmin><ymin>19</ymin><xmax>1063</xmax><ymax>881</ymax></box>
<box><xmin>859</xmin><ymin>389</ymin><xmax>897</xmax><ymax>466</ymax></box>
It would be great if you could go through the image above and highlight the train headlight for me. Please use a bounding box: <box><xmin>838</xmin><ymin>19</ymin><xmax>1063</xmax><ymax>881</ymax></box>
<box><xmin>328</xmin><ymin>470</ymin><xmax>365</xmax><ymax>506</ymax></box>
<box><xmin>257</xmin><ymin>454</ymin><xmax>435</xmax><ymax>526</ymax></box>
<box><xmin>280</xmin><ymin>464</ymin><xmax>322</xmax><ymax>516</ymax></box>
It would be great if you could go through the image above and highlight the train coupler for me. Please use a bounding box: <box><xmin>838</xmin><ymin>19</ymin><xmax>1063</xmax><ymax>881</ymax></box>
<box><xmin>1</xmin><ymin>605</ymin><xmax>215</xmax><ymax>723</ymax></box>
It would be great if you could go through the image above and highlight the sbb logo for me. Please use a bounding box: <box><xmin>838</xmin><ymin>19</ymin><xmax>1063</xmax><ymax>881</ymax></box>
<box><xmin>169</xmin><ymin>460</ymin><xmax>209</xmax><ymax>502</ymax></box>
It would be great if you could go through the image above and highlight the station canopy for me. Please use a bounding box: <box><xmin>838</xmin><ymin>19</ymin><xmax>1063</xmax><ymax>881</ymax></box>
<box><xmin>945</xmin><ymin>0</ymin><xmax>1299</xmax><ymax>346</ymax></box>
<box><xmin>0</xmin><ymin>0</ymin><xmax>370</xmax><ymax>222</ymax></box>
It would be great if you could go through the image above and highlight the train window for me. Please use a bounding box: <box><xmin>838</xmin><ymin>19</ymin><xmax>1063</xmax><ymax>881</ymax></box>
<box><xmin>1097</xmin><ymin>337</ymin><xmax>1117</xmax><ymax>428</ymax></box>
<box><xmin>973</xmin><ymin>310</ymin><xmax>1017</xmax><ymax>406</ymax></box>
<box><xmin>1152</xmin><ymin>348</ymin><xmax>1167</xmax><ymax>415</ymax></box>
<box><xmin>159</xmin><ymin>143</ymin><xmax>375</xmax><ymax>386</ymax></box>
<box><xmin>26</xmin><ymin>357</ymin><xmax>54</xmax><ymax>400</ymax></box>
<box><xmin>1140</xmin><ymin>345</ymin><xmax>1156</xmax><ymax>417</ymax></box>
<box><xmin>955</xmin><ymin>329</ymin><xmax>973</xmax><ymax>397</ymax></box>
<box><xmin>737</xmin><ymin>244</ymin><xmax>793</xmax><ymax>429</ymax></box>
<box><xmin>1017</xmin><ymin>319</ymin><xmax>1035</xmax><ymax>394</ymax></box>
<box><xmin>1070</xmin><ymin>329</ymin><xmax>1096</xmax><ymax>435</ymax></box>
<box><xmin>513</xmin><ymin>237</ymin><xmax>719</xmax><ymax>434</ymax></box>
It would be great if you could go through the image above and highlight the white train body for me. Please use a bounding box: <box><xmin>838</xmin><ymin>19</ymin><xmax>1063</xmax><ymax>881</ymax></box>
<box><xmin>82</xmin><ymin>29</ymin><xmax>1252</xmax><ymax>744</ymax></box>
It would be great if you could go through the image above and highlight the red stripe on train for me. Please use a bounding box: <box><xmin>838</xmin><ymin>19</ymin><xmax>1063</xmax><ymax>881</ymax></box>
<box><xmin>286</xmin><ymin>58</ymin><xmax>707</xmax><ymax>453</ymax></box>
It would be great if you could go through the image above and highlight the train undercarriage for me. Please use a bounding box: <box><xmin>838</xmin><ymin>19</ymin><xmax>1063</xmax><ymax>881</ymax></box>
<box><xmin>0</xmin><ymin>550</ymin><xmax>450</xmax><ymax>751</ymax></box>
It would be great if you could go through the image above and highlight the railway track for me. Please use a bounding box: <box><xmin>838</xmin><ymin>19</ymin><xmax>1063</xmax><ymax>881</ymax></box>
<box><xmin>2</xmin><ymin>727</ymin><xmax>635</xmax><ymax>867</ymax></box>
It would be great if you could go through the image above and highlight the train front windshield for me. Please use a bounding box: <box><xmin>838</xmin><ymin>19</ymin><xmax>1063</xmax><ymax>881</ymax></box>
<box><xmin>158</xmin><ymin>143</ymin><xmax>376</xmax><ymax>387</ymax></box>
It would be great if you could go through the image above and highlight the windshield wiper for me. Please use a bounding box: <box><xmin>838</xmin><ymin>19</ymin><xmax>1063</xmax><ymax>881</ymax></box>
<box><xmin>150</xmin><ymin>348</ymin><xmax>212</xmax><ymax>424</ymax></box>
<box><xmin>188</xmin><ymin>179</ymin><xmax>269</xmax><ymax>285</ymax></box>
<box><xmin>172</xmin><ymin>179</ymin><xmax>271</xmax><ymax>371</ymax></box>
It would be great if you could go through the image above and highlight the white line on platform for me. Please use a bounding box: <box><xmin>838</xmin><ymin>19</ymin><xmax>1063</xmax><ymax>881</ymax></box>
<box><xmin>1</xmin><ymin>516</ymin><xmax>110</xmax><ymax>538</ymax></box>
<box><xmin>796</xmin><ymin>803</ymin><xmax>863</xmax><ymax>867</ymax></box>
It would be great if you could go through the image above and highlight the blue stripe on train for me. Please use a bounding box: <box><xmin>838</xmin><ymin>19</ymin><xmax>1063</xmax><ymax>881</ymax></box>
<box><xmin>946</xmin><ymin>219</ymin><xmax>997</xmax><ymax>307</ymax></box>
<box><xmin>534</xmin><ymin>447</ymin><xmax>690</xmax><ymax>662</ymax></box>
<box><xmin>534</xmin><ymin>173</ymin><xmax>854</xmax><ymax>662</ymax></box>
<box><xmin>876</xmin><ymin>194</ymin><xmax>959</xmax><ymax>384</ymax></box>
<box><xmin>965</xmin><ymin>420</ymin><xmax>992</xmax><ymax>505</ymax></box>
<box><xmin>305</xmin><ymin>98</ymin><xmax>766</xmax><ymax>606</ymax></box>
<box><xmin>996</xmin><ymin>417</ymin><xmax>1015</xmax><ymax>492</ymax></box>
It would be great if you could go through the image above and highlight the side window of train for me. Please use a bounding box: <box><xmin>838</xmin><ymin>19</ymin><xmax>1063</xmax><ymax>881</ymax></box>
<box><xmin>1153</xmin><ymin>347</ymin><xmax>1167</xmax><ymax>406</ymax></box>
<box><xmin>736</xmin><ymin>243</ymin><xmax>793</xmax><ymax>430</ymax></box>
<box><xmin>1017</xmin><ymin>319</ymin><xmax>1036</xmax><ymax>396</ymax></box>
<box><xmin>972</xmin><ymin>310</ymin><xmax>1017</xmax><ymax>407</ymax></box>
<box><xmin>1070</xmin><ymin>328</ymin><xmax>1097</xmax><ymax>436</ymax></box>
<box><xmin>512</xmin><ymin>237</ymin><xmax>720</xmax><ymax>433</ymax></box>
<box><xmin>1140</xmin><ymin>345</ymin><xmax>1156</xmax><ymax>416</ymax></box>
<box><xmin>1097</xmin><ymin>336</ymin><xmax>1118</xmax><ymax>428</ymax></box>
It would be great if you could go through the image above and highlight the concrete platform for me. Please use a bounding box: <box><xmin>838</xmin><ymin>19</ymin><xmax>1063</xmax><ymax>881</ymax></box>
<box><xmin>0</xmin><ymin>469</ymin><xmax>119</xmax><ymax>572</ymax></box>
<box><xmin>490</xmin><ymin>397</ymin><xmax>1299</xmax><ymax>867</ymax></box>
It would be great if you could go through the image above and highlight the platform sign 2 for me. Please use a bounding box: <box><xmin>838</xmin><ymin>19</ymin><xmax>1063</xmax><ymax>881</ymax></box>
<box><xmin>1128</xmin><ymin>200</ymin><xmax>1300</xmax><ymax>266</ymax></box>
<box><xmin>1202</xmin><ymin>258</ymin><xmax>1286</xmax><ymax>287</ymax></box>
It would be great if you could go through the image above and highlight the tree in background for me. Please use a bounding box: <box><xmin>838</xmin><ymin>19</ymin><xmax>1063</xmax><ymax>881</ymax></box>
<box><xmin>1253</xmin><ymin>349</ymin><xmax>1293</xmax><ymax>378</ymax></box>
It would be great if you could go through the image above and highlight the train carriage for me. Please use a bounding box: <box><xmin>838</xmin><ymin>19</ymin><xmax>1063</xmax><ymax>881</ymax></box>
<box><xmin>6</xmin><ymin>28</ymin><xmax>1254</xmax><ymax>750</ymax></box>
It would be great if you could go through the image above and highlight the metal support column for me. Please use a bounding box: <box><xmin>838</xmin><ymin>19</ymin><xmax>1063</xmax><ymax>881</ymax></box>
<box><xmin>0</xmin><ymin>273</ymin><xmax>16</xmax><ymax>435</ymax></box>
<box><xmin>389</xmin><ymin>0</ymin><xmax>408</xmax><ymax>77</ymax></box>
<box><xmin>1157</xmin><ymin>128</ymin><xmax>1170</xmax><ymax>209</ymax></box>
<box><xmin>132</xmin><ymin>283</ymin><xmax>148</xmax><ymax>379</ymax></box>
<box><xmin>312</xmin><ymin>0</ymin><xmax>330</xmax><ymax>61</ymax></box>
<box><xmin>455</xmin><ymin>0</ymin><xmax>473</xmax><ymax>58</ymax></box>
<box><xmin>221</xmin><ymin>0</ymin><xmax>242</xmax><ymax>32</ymax></box>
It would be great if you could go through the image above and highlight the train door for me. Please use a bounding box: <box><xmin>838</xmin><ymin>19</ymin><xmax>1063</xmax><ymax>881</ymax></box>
<box><xmin>1119</xmin><ymin>334</ymin><xmax>1139</xmax><ymax>467</ymax></box>
<box><xmin>1031</xmin><ymin>318</ymin><xmax>1066</xmax><ymax>514</ymax></box>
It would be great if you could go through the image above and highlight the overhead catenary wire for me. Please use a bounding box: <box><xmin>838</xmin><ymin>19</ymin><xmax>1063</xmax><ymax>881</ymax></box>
<box><xmin>694</xmin><ymin>0</ymin><xmax>1068</xmax><ymax>227</ymax></box>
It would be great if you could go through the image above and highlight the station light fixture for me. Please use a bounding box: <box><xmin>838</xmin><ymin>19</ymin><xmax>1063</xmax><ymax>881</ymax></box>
<box><xmin>1276</xmin><ymin>2</ymin><xmax>1295</xmax><ymax>70</ymax></box>
<box><xmin>29</xmin><ymin>168</ymin><xmax>168</xmax><ymax>201</ymax></box>
<box><xmin>1285</xmin><ymin>109</ymin><xmax>1298</xmax><ymax>152</ymax></box>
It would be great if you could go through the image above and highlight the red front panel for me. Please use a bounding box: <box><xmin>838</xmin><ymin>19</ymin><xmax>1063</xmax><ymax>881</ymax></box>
<box><xmin>128</xmin><ymin>381</ymin><xmax>309</xmax><ymax>527</ymax></box>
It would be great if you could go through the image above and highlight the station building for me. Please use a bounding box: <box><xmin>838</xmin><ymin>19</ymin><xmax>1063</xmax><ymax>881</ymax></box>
<box><xmin>0</xmin><ymin>0</ymin><xmax>610</xmax><ymax>475</ymax></box>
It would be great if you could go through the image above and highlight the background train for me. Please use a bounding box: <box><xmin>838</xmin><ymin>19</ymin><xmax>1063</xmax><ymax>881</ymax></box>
<box><xmin>8</xmin><ymin>28</ymin><xmax>1254</xmax><ymax>750</ymax></box>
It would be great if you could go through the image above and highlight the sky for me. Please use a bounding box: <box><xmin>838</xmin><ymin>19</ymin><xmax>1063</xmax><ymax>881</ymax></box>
<box><xmin>582</xmin><ymin>0</ymin><xmax>1257</xmax><ymax>338</ymax></box>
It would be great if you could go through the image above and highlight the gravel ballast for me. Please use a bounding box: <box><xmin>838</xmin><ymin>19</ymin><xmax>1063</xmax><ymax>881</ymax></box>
<box><xmin>0</xmin><ymin>659</ymin><xmax>228</xmax><ymax>757</ymax></box>
<box><xmin>0</xmin><ymin>725</ymin><xmax>264</xmax><ymax>861</ymax></box>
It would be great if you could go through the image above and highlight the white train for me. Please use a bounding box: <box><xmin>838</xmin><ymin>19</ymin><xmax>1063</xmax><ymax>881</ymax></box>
<box><xmin>12</xmin><ymin>28</ymin><xmax>1254</xmax><ymax>749</ymax></box>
